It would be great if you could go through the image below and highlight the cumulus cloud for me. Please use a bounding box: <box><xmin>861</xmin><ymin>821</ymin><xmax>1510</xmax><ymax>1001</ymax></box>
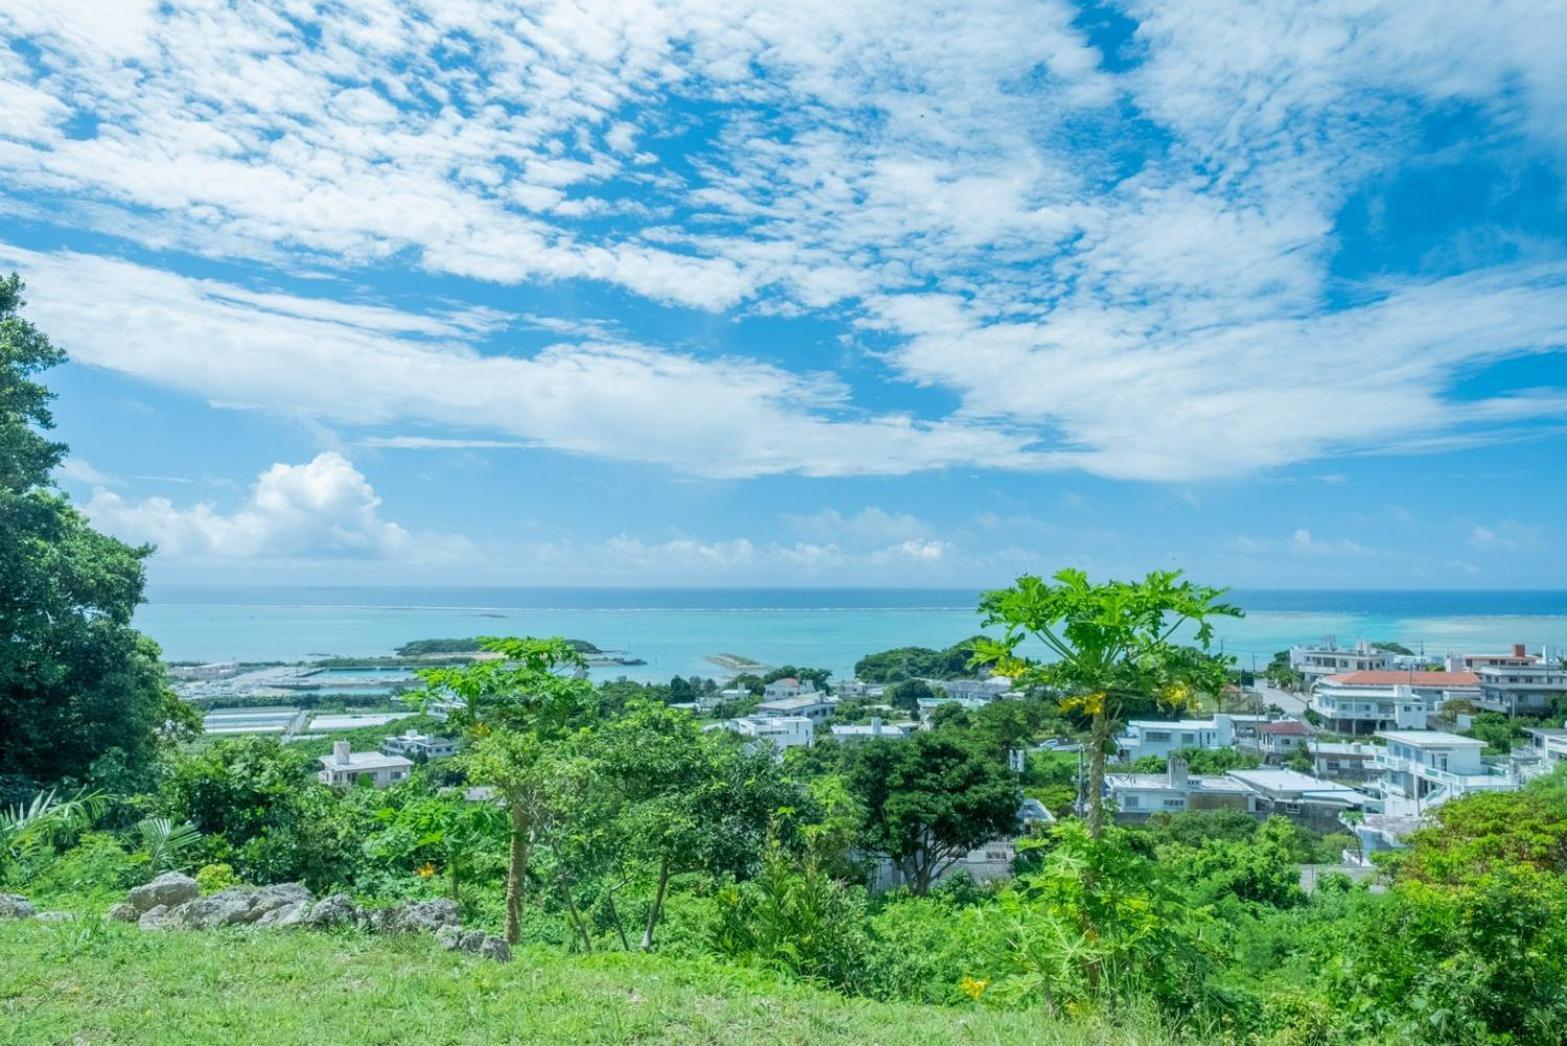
<box><xmin>83</xmin><ymin>452</ymin><xmax>471</xmax><ymax>561</ymax></box>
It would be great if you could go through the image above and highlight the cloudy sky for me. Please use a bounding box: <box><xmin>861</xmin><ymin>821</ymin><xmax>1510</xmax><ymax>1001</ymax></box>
<box><xmin>4</xmin><ymin>1</ymin><xmax>1566</xmax><ymax>588</ymax></box>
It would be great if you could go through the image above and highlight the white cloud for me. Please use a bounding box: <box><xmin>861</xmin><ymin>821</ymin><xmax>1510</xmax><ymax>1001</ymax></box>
<box><xmin>1468</xmin><ymin>520</ymin><xmax>1542</xmax><ymax>552</ymax></box>
<box><xmin>785</xmin><ymin>507</ymin><xmax>929</xmax><ymax>546</ymax></box>
<box><xmin>1</xmin><ymin>243</ymin><xmax>1044</xmax><ymax>479</ymax></box>
<box><xmin>2</xmin><ymin>1</ymin><xmax>1565</xmax><ymax>483</ymax></box>
<box><xmin>55</xmin><ymin>457</ymin><xmax>113</xmax><ymax>486</ymax></box>
<box><xmin>84</xmin><ymin>452</ymin><xmax>471</xmax><ymax>561</ymax></box>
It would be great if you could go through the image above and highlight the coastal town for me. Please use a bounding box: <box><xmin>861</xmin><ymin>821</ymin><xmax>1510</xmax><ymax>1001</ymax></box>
<box><xmin>167</xmin><ymin>632</ymin><xmax>1567</xmax><ymax>889</ymax></box>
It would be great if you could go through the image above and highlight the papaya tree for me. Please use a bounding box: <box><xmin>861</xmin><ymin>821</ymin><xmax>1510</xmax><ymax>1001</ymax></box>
<box><xmin>976</xmin><ymin>569</ymin><xmax>1240</xmax><ymax>836</ymax></box>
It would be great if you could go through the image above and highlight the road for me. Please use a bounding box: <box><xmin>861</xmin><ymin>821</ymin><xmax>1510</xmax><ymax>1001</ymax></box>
<box><xmin>1251</xmin><ymin>679</ymin><xmax>1313</xmax><ymax>720</ymax></box>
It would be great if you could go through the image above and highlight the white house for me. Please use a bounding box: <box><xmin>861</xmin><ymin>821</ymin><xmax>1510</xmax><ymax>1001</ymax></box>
<box><xmin>380</xmin><ymin>731</ymin><xmax>458</xmax><ymax>760</ymax></box>
<box><xmin>1107</xmin><ymin>757</ymin><xmax>1254</xmax><ymax>819</ymax></box>
<box><xmin>1445</xmin><ymin>643</ymin><xmax>1548</xmax><ymax>672</ymax></box>
<box><xmin>1256</xmin><ymin>719</ymin><xmax>1312</xmax><ymax>759</ymax></box>
<box><xmin>1289</xmin><ymin>640</ymin><xmax>1392</xmax><ymax>686</ymax></box>
<box><xmin>937</xmin><ymin>677</ymin><xmax>1014</xmax><ymax>701</ymax></box>
<box><xmin>1115</xmin><ymin>714</ymin><xmax>1239</xmax><ymax>761</ymax></box>
<box><xmin>1309</xmin><ymin>671</ymin><xmax>1480</xmax><ymax>735</ymax></box>
<box><xmin>762</xmin><ymin>677</ymin><xmax>818</xmax><ymax>701</ymax></box>
<box><xmin>1476</xmin><ymin>662</ymin><xmax>1567</xmax><ymax>715</ymax></box>
<box><xmin>755</xmin><ymin>693</ymin><xmax>838</xmax><ymax>721</ymax></box>
<box><xmin>1224</xmin><ymin>768</ymin><xmax>1367</xmax><ymax>830</ymax></box>
<box><xmin>1518</xmin><ymin>728</ymin><xmax>1567</xmax><ymax>776</ymax></box>
<box><xmin>318</xmin><ymin>741</ymin><xmax>413</xmax><ymax>789</ymax></box>
<box><xmin>715</xmin><ymin>715</ymin><xmax>816</xmax><ymax>754</ymax></box>
<box><xmin>830</xmin><ymin>717</ymin><xmax>918</xmax><ymax>743</ymax></box>
<box><xmin>1370</xmin><ymin>730</ymin><xmax>1519</xmax><ymax>816</ymax></box>
<box><xmin>1306</xmin><ymin>741</ymin><xmax>1380</xmax><ymax>780</ymax></box>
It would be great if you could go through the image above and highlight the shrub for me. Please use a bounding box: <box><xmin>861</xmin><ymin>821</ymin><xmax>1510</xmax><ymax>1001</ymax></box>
<box><xmin>196</xmin><ymin>862</ymin><xmax>236</xmax><ymax>893</ymax></box>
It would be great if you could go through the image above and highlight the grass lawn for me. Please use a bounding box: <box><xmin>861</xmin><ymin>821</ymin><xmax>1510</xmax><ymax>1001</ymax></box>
<box><xmin>0</xmin><ymin>920</ymin><xmax>1170</xmax><ymax>1045</ymax></box>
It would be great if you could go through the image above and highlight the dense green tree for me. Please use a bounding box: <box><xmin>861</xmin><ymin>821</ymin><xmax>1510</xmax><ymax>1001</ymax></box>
<box><xmin>852</xmin><ymin>637</ymin><xmax>988</xmax><ymax>683</ymax></box>
<box><xmin>977</xmin><ymin>569</ymin><xmax>1240</xmax><ymax>836</ymax></box>
<box><xmin>848</xmin><ymin>731</ymin><xmax>1020</xmax><ymax>894</ymax></box>
<box><xmin>888</xmin><ymin>678</ymin><xmax>933</xmax><ymax>712</ymax></box>
<box><xmin>761</xmin><ymin>665</ymin><xmax>832</xmax><ymax>690</ymax></box>
<box><xmin>0</xmin><ymin>273</ymin><xmax>185</xmax><ymax>801</ymax></box>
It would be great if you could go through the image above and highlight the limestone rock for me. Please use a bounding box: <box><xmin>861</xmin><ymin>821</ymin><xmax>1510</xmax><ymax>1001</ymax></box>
<box><xmin>249</xmin><ymin>883</ymin><xmax>312</xmax><ymax>920</ymax></box>
<box><xmin>252</xmin><ymin>901</ymin><xmax>308</xmax><ymax>929</ymax></box>
<box><xmin>434</xmin><ymin>925</ymin><xmax>463</xmax><ymax>951</ymax></box>
<box><xmin>383</xmin><ymin>898</ymin><xmax>460</xmax><ymax>934</ymax></box>
<box><xmin>0</xmin><ymin>894</ymin><xmax>34</xmax><ymax>919</ymax></box>
<box><xmin>34</xmin><ymin>910</ymin><xmax>74</xmax><ymax>922</ymax></box>
<box><xmin>128</xmin><ymin>872</ymin><xmax>198</xmax><ymax>913</ymax></box>
<box><xmin>138</xmin><ymin>904</ymin><xmax>179</xmax><ymax>930</ymax></box>
<box><xmin>478</xmin><ymin>936</ymin><xmax>512</xmax><ymax>963</ymax></box>
<box><xmin>180</xmin><ymin>888</ymin><xmax>259</xmax><ymax>929</ymax></box>
<box><xmin>304</xmin><ymin>893</ymin><xmax>356</xmax><ymax>928</ymax></box>
<box><xmin>106</xmin><ymin>902</ymin><xmax>139</xmax><ymax>923</ymax></box>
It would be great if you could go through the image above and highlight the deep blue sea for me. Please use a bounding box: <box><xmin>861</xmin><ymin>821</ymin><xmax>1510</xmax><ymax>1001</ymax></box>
<box><xmin>136</xmin><ymin>586</ymin><xmax>1567</xmax><ymax>683</ymax></box>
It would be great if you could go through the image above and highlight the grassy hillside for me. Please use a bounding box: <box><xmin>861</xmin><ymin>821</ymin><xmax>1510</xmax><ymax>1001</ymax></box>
<box><xmin>0</xmin><ymin>920</ymin><xmax>1169</xmax><ymax>1045</ymax></box>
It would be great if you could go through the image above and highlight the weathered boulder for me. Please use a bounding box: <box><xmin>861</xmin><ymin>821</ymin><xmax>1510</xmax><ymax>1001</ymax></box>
<box><xmin>434</xmin><ymin>925</ymin><xmax>463</xmax><ymax>950</ymax></box>
<box><xmin>304</xmin><ymin>893</ymin><xmax>356</xmax><ymax>928</ymax></box>
<box><xmin>0</xmin><ymin>894</ymin><xmax>34</xmax><ymax>919</ymax></box>
<box><xmin>382</xmin><ymin>898</ymin><xmax>461</xmax><ymax>934</ymax></box>
<box><xmin>128</xmin><ymin>872</ymin><xmax>198</xmax><ymax>913</ymax></box>
<box><xmin>478</xmin><ymin>936</ymin><xmax>512</xmax><ymax>963</ymax></box>
<box><xmin>252</xmin><ymin>900</ymin><xmax>309</xmax><ymax>929</ymax></box>
<box><xmin>34</xmin><ymin>911</ymin><xmax>74</xmax><ymax>922</ymax></box>
<box><xmin>180</xmin><ymin>888</ymin><xmax>260</xmax><ymax>929</ymax></box>
<box><xmin>106</xmin><ymin>902</ymin><xmax>139</xmax><ymax>923</ymax></box>
<box><xmin>249</xmin><ymin>883</ymin><xmax>313</xmax><ymax>919</ymax></box>
<box><xmin>138</xmin><ymin>904</ymin><xmax>180</xmax><ymax>931</ymax></box>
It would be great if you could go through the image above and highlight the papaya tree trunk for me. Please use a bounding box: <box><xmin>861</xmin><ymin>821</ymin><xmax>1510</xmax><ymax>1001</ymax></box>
<box><xmin>1087</xmin><ymin>712</ymin><xmax>1111</xmax><ymax>838</ymax></box>
<box><xmin>505</xmin><ymin>804</ymin><xmax>531</xmax><ymax>945</ymax></box>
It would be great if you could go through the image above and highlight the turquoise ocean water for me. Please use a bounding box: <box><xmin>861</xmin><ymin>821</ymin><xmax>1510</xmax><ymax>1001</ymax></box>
<box><xmin>136</xmin><ymin>587</ymin><xmax>1567</xmax><ymax>684</ymax></box>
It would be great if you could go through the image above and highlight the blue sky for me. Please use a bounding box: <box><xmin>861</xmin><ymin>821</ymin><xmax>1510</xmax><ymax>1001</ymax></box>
<box><xmin>2</xmin><ymin>1</ymin><xmax>1566</xmax><ymax>588</ymax></box>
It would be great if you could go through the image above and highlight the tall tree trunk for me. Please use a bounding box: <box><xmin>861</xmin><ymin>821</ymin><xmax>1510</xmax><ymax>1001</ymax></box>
<box><xmin>640</xmin><ymin>855</ymin><xmax>671</xmax><ymax>951</ymax></box>
<box><xmin>1087</xmin><ymin>711</ymin><xmax>1111</xmax><ymax>838</ymax></box>
<box><xmin>505</xmin><ymin>805</ymin><xmax>531</xmax><ymax>945</ymax></box>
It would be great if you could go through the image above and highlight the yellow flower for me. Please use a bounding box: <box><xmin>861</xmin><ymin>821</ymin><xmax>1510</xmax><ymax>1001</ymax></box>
<box><xmin>960</xmin><ymin>975</ymin><xmax>989</xmax><ymax>1000</ymax></box>
<box><xmin>415</xmin><ymin>862</ymin><xmax>437</xmax><ymax>879</ymax></box>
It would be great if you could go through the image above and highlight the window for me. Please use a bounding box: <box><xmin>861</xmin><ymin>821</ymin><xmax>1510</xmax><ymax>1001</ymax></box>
<box><xmin>1163</xmin><ymin>799</ymin><xmax>1184</xmax><ymax>808</ymax></box>
<box><xmin>1146</xmin><ymin>731</ymin><xmax>1170</xmax><ymax>742</ymax></box>
<box><xmin>1124</xmin><ymin>796</ymin><xmax>1140</xmax><ymax>808</ymax></box>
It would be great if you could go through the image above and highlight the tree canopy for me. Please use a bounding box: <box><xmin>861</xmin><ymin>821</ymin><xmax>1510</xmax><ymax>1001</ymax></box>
<box><xmin>0</xmin><ymin>272</ymin><xmax>186</xmax><ymax>803</ymax></box>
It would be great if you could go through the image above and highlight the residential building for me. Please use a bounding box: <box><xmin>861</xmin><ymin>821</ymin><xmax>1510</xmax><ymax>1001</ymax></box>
<box><xmin>380</xmin><ymin>731</ymin><xmax>458</xmax><ymax>760</ymax></box>
<box><xmin>869</xmin><ymin>799</ymin><xmax>1055</xmax><ymax>892</ymax></box>
<box><xmin>1225</xmin><ymin>768</ymin><xmax>1367</xmax><ymax>831</ymax></box>
<box><xmin>1306</xmin><ymin>741</ymin><xmax>1380</xmax><ymax>781</ymax></box>
<box><xmin>1445</xmin><ymin>643</ymin><xmax>1543</xmax><ymax>671</ymax></box>
<box><xmin>1308</xmin><ymin>670</ymin><xmax>1480</xmax><ymax>735</ymax></box>
<box><xmin>1289</xmin><ymin>639</ymin><xmax>1392</xmax><ymax>686</ymax></box>
<box><xmin>1370</xmin><ymin>730</ymin><xmax>1520</xmax><ymax>816</ymax></box>
<box><xmin>1115</xmin><ymin>714</ymin><xmax>1239</xmax><ymax>761</ymax></box>
<box><xmin>1342</xmin><ymin>812</ymin><xmax>1423</xmax><ymax>867</ymax></box>
<box><xmin>755</xmin><ymin>693</ymin><xmax>838</xmax><ymax>721</ymax></box>
<box><xmin>1517</xmin><ymin>727</ymin><xmax>1567</xmax><ymax>775</ymax></box>
<box><xmin>937</xmin><ymin>677</ymin><xmax>1014</xmax><ymax>701</ymax></box>
<box><xmin>833</xmin><ymin>679</ymin><xmax>885</xmax><ymax>699</ymax></box>
<box><xmin>1107</xmin><ymin>757</ymin><xmax>1254</xmax><ymax>819</ymax></box>
<box><xmin>1476</xmin><ymin>662</ymin><xmax>1567</xmax><ymax>715</ymax></box>
<box><xmin>761</xmin><ymin>677</ymin><xmax>818</xmax><ymax>701</ymax></box>
<box><xmin>736</xmin><ymin>715</ymin><xmax>815</xmax><ymax>751</ymax></box>
<box><xmin>317</xmin><ymin>741</ymin><xmax>412</xmax><ymax>788</ymax></box>
<box><xmin>830</xmin><ymin>716</ymin><xmax>918</xmax><ymax>743</ymax></box>
<box><xmin>1256</xmin><ymin>719</ymin><xmax>1312</xmax><ymax>760</ymax></box>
